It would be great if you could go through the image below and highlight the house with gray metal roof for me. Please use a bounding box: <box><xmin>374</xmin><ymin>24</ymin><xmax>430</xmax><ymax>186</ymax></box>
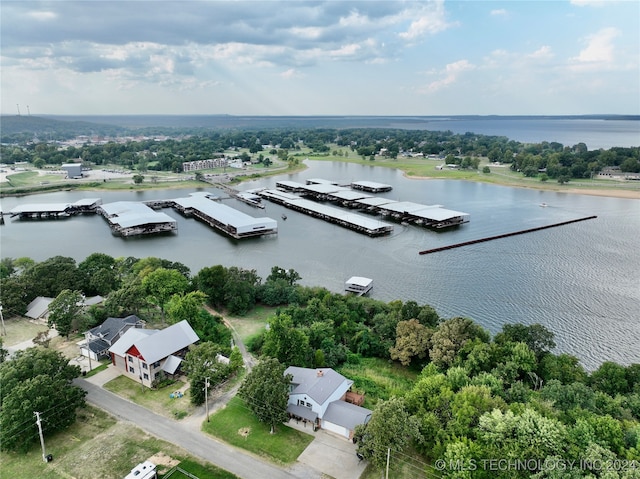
<box><xmin>285</xmin><ymin>366</ymin><xmax>372</xmax><ymax>439</ymax></box>
<box><xmin>80</xmin><ymin>315</ymin><xmax>144</xmax><ymax>361</ymax></box>
<box><xmin>108</xmin><ymin>320</ymin><xmax>199</xmax><ymax>388</ymax></box>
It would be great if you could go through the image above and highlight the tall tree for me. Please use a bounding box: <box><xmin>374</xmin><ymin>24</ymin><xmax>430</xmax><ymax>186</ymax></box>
<box><xmin>183</xmin><ymin>342</ymin><xmax>232</xmax><ymax>405</ymax></box>
<box><xmin>354</xmin><ymin>396</ymin><xmax>422</xmax><ymax>468</ymax></box>
<box><xmin>142</xmin><ymin>267</ymin><xmax>189</xmax><ymax>321</ymax></box>
<box><xmin>238</xmin><ymin>357</ymin><xmax>291</xmax><ymax>434</ymax></box>
<box><xmin>262</xmin><ymin>313</ymin><xmax>311</xmax><ymax>367</ymax></box>
<box><xmin>47</xmin><ymin>289</ymin><xmax>83</xmax><ymax>338</ymax></box>
<box><xmin>0</xmin><ymin>348</ymin><xmax>85</xmax><ymax>452</ymax></box>
<box><xmin>166</xmin><ymin>291</ymin><xmax>208</xmax><ymax>325</ymax></box>
<box><xmin>389</xmin><ymin>319</ymin><xmax>432</xmax><ymax>366</ymax></box>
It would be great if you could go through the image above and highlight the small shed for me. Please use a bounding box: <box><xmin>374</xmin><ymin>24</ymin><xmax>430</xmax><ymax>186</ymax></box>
<box><xmin>345</xmin><ymin>277</ymin><xmax>373</xmax><ymax>296</ymax></box>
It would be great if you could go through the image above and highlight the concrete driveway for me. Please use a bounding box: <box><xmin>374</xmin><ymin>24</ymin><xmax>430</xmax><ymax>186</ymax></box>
<box><xmin>292</xmin><ymin>423</ymin><xmax>366</xmax><ymax>479</ymax></box>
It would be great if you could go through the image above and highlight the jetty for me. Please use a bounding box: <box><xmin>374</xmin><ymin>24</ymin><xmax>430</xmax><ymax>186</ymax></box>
<box><xmin>418</xmin><ymin>216</ymin><xmax>598</xmax><ymax>255</ymax></box>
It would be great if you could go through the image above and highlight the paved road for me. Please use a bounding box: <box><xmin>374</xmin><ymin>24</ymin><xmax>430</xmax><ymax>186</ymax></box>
<box><xmin>76</xmin><ymin>379</ymin><xmax>322</xmax><ymax>479</ymax></box>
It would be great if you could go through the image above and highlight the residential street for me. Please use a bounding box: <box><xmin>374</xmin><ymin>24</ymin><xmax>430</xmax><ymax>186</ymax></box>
<box><xmin>76</xmin><ymin>379</ymin><xmax>323</xmax><ymax>479</ymax></box>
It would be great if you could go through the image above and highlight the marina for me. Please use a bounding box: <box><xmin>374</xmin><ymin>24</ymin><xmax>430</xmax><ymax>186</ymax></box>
<box><xmin>256</xmin><ymin>189</ymin><xmax>393</xmax><ymax>236</ymax></box>
<box><xmin>5</xmin><ymin>193</ymin><xmax>277</xmax><ymax>239</ymax></box>
<box><xmin>273</xmin><ymin>178</ymin><xmax>469</xmax><ymax>229</ymax></box>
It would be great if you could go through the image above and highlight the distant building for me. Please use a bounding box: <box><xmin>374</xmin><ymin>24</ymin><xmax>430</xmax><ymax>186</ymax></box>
<box><xmin>61</xmin><ymin>163</ymin><xmax>83</xmax><ymax>178</ymax></box>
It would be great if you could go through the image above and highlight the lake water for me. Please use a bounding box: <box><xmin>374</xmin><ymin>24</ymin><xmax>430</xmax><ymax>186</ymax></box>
<box><xmin>1</xmin><ymin>161</ymin><xmax>639</xmax><ymax>370</ymax></box>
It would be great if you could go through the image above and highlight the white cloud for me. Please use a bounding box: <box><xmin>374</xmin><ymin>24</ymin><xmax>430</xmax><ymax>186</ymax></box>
<box><xmin>421</xmin><ymin>59</ymin><xmax>475</xmax><ymax>93</ymax></box>
<box><xmin>27</xmin><ymin>10</ymin><xmax>57</xmax><ymax>21</ymax></box>
<box><xmin>280</xmin><ymin>68</ymin><xmax>303</xmax><ymax>79</ymax></box>
<box><xmin>528</xmin><ymin>46</ymin><xmax>554</xmax><ymax>60</ymax></box>
<box><xmin>570</xmin><ymin>27</ymin><xmax>619</xmax><ymax>71</ymax></box>
<box><xmin>491</xmin><ymin>9</ymin><xmax>508</xmax><ymax>16</ymax></box>
<box><xmin>398</xmin><ymin>1</ymin><xmax>452</xmax><ymax>41</ymax></box>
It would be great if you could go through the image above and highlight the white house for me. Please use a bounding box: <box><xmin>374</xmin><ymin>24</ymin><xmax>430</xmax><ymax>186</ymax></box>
<box><xmin>285</xmin><ymin>366</ymin><xmax>372</xmax><ymax>439</ymax></box>
<box><xmin>108</xmin><ymin>320</ymin><xmax>199</xmax><ymax>388</ymax></box>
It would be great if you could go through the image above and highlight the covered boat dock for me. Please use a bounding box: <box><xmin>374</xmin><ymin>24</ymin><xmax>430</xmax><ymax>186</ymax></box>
<box><xmin>9</xmin><ymin>198</ymin><xmax>102</xmax><ymax>219</ymax></box>
<box><xmin>98</xmin><ymin>201</ymin><xmax>177</xmax><ymax>237</ymax></box>
<box><xmin>257</xmin><ymin>189</ymin><xmax>393</xmax><ymax>236</ymax></box>
<box><xmin>171</xmin><ymin>192</ymin><xmax>277</xmax><ymax>239</ymax></box>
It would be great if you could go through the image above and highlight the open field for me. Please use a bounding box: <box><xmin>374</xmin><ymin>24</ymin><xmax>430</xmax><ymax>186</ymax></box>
<box><xmin>1</xmin><ymin>317</ymin><xmax>49</xmax><ymax>346</ymax></box>
<box><xmin>223</xmin><ymin>305</ymin><xmax>276</xmax><ymax>343</ymax></box>
<box><xmin>0</xmin><ymin>406</ymin><xmax>238</xmax><ymax>479</ymax></box>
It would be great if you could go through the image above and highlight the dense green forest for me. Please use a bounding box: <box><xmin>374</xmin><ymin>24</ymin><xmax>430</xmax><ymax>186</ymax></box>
<box><xmin>1</xmin><ymin>254</ymin><xmax>638</xmax><ymax>477</ymax></box>
<box><xmin>1</xmin><ymin>116</ymin><xmax>639</xmax><ymax>181</ymax></box>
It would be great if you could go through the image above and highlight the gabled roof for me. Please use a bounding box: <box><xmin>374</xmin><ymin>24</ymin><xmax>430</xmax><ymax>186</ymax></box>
<box><xmin>323</xmin><ymin>400</ymin><xmax>372</xmax><ymax>431</ymax></box>
<box><xmin>87</xmin><ymin>315</ymin><xmax>142</xmax><ymax>344</ymax></box>
<box><xmin>108</xmin><ymin>320</ymin><xmax>199</xmax><ymax>365</ymax></box>
<box><xmin>25</xmin><ymin>296</ymin><xmax>53</xmax><ymax>319</ymax></box>
<box><xmin>285</xmin><ymin>367</ymin><xmax>352</xmax><ymax>406</ymax></box>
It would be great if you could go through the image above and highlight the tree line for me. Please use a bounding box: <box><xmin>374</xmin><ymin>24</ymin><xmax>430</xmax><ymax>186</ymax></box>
<box><xmin>1</xmin><ymin>125</ymin><xmax>638</xmax><ymax>181</ymax></box>
<box><xmin>1</xmin><ymin>253</ymin><xmax>638</xmax><ymax>476</ymax></box>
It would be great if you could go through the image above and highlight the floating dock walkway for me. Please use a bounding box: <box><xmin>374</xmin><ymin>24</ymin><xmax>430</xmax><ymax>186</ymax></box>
<box><xmin>418</xmin><ymin>216</ymin><xmax>598</xmax><ymax>255</ymax></box>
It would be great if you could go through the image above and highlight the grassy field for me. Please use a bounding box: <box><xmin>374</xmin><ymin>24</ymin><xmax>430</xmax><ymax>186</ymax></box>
<box><xmin>103</xmin><ymin>375</ymin><xmax>194</xmax><ymax>420</ymax></box>
<box><xmin>337</xmin><ymin>357</ymin><xmax>419</xmax><ymax>408</ymax></box>
<box><xmin>1</xmin><ymin>317</ymin><xmax>49</xmax><ymax>346</ymax></box>
<box><xmin>0</xmin><ymin>406</ymin><xmax>238</xmax><ymax>479</ymax></box>
<box><xmin>202</xmin><ymin>397</ymin><xmax>313</xmax><ymax>465</ymax></box>
<box><xmin>223</xmin><ymin>305</ymin><xmax>276</xmax><ymax>343</ymax></box>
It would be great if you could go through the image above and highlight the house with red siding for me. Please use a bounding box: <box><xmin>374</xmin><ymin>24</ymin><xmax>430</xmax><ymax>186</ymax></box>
<box><xmin>108</xmin><ymin>320</ymin><xmax>199</xmax><ymax>388</ymax></box>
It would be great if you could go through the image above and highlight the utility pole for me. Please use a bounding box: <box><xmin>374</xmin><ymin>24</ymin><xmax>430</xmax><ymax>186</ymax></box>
<box><xmin>385</xmin><ymin>447</ymin><xmax>390</xmax><ymax>479</ymax></box>
<box><xmin>204</xmin><ymin>377</ymin><xmax>210</xmax><ymax>422</ymax></box>
<box><xmin>137</xmin><ymin>356</ymin><xmax>144</xmax><ymax>393</ymax></box>
<box><xmin>34</xmin><ymin>412</ymin><xmax>48</xmax><ymax>463</ymax></box>
<box><xmin>0</xmin><ymin>304</ymin><xmax>6</xmax><ymax>336</ymax></box>
<box><xmin>85</xmin><ymin>331</ymin><xmax>92</xmax><ymax>372</ymax></box>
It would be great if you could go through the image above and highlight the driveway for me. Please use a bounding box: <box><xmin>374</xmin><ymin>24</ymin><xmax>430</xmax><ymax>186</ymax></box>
<box><xmin>290</xmin><ymin>421</ymin><xmax>366</xmax><ymax>479</ymax></box>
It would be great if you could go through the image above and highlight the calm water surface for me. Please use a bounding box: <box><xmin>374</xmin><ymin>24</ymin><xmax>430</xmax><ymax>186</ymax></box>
<box><xmin>1</xmin><ymin>161</ymin><xmax>639</xmax><ymax>370</ymax></box>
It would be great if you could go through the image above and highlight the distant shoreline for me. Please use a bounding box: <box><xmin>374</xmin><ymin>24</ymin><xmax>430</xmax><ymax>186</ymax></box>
<box><xmin>403</xmin><ymin>173</ymin><xmax>640</xmax><ymax>200</ymax></box>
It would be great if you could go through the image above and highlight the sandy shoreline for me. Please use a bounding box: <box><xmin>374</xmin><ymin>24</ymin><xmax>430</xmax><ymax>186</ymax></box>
<box><xmin>403</xmin><ymin>173</ymin><xmax>640</xmax><ymax>200</ymax></box>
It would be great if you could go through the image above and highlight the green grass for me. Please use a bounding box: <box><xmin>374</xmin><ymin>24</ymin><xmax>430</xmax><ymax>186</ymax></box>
<box><xmin>1</xmin><ymin>317</ymin><xmax>49</xmax><ymax>346</ymax></box>
<box><xmin>85</xmin><ymin>362</ymin><xmax>110</xmax><ymax>377</ymax></box>
<box><xmin>162</xmin><ymin>460</ymin><xmax>238</xmax><ymax>479</ymax></box>
<box><xmin>0</xmin><ymin>405</ymin><xmax>239</xmax><ymax>479</ymax></box>
<box><xmin>103</xmin><ymin>375</ymin><xmax>194</xmax><ymax>420</ymax></box>
<box><xmin>337</xmin><ymin>357</ymin><xmax>419</xmax><ymax>408</ymax></box>
<box><xmin>202</xmin><ymin>397</ymin><xmax>313</xmax><ymax>465</ymax></box>
<box><xmin>225</xmin><ymin>305</ymin><xmax>276</xmax><ymax>343</ymax></box>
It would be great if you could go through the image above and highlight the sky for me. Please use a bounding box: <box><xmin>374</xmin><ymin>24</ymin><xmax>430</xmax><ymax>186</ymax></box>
<box><xmin>1</xmin><ymin>1</ymin><xmax>639</xmax><ymax>116</ymax></box>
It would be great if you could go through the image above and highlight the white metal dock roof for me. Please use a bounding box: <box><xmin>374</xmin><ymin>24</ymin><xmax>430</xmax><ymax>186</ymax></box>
<box><xmin>100</xmin><ymin>201</ymin><xmax>177</xmax><ymax>228</ymax></box>
<box><xmin>351</xmin><ymin>180</ymin><xmax>392</xmax><ymax>190</ymax></box>
<box><xmin>10</xmin><ymin>203</ymin><xmax>72</xmax><ymax>214</ymax></box>
<box><xmin>301</xmin><ymin>183</ymin><xmax>349</xmax><ymax>194</ymax></box>
<box><xmin>173</xmin><ymin>193</ymin><xmax>277</xmax><ymax>234</ymax></box>
<box><xmin>327</xmin><ymin>190</ymin><xmax>373</xmax><ymax>201</ymax></box>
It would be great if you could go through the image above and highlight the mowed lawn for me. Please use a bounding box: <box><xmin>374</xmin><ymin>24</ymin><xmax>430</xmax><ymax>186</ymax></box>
<box><xmin>103</xmin><ymin>375</ymin><xmax>194</xmax><ymax>420</ymax></box>
<box><xmin>203</xmin><ymin>397</ymin><xmax>313</xmax><ymax>465</ymax></box>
